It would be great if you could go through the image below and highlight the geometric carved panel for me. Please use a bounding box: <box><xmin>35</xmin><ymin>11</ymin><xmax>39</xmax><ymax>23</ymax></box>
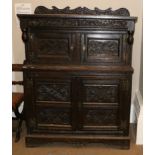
<box><xmin>36</xmin><ymin>82</ymin><xmax>70</xmax><ymax>102</ymax></box>
<box><xmin>36</xmin><ymin>107</ymin><xmax>71</xmax><ymax>125</ymax></box>
<box><xmin>83</xmin><ymin>108</ymin><xmax>118</xmax><ymax>126</ymax></box>
<box><xmin>84</xmin><ymin>84</ymin><xmax>118</xmax><ymax>103</ymax></box>
<box><xmin>88</xmin><ymin>40</ymin><xmax>119</xmax><ymax>57</ymax></box>
<box><xmin>37</xmin><ymin>38</ymin><xmax>69</xmax><ymax>56</ymax></box>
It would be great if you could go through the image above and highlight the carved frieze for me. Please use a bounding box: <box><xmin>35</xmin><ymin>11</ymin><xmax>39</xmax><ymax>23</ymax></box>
<box><xmin>23</xmin><ymin>18</ymin><xmax>128</xmax><ymax>29</ymax></box>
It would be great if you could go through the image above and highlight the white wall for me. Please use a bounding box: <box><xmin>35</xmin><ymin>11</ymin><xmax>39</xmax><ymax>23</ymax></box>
<box><xmin>12</xmin><ymin>0</ymin><xmax>143</xmax><ymax>122</ymax></box>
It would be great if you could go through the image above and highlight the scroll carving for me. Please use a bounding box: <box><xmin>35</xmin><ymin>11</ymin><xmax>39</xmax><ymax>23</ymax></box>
<box><xmin>34</xmin><ymin>6</ymin><xmax>130</xmax><ymax>16</ymax></box>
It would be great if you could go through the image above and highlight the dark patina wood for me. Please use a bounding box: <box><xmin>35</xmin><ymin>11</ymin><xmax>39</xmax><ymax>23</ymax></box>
<box><xmin>17</xmin><ymin>6</ymin><xmax>137</xmax><ymax>149</ymax></box>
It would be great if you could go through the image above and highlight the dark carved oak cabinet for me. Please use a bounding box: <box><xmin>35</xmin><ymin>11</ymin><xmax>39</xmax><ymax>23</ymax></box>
<box><xmin>17</xmin><ymin>6</ymin><xmax>137</xmax><ymax>149</ymax></box>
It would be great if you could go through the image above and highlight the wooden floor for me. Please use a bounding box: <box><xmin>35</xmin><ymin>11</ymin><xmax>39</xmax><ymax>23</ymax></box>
<box><xmin>12</xmin><ymin>122</ymin><xmax>143</xmax><ymax>155</ymax></box>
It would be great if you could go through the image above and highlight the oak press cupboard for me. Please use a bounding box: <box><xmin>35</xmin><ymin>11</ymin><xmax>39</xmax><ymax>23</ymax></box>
<box><xmin>17</xmin><ymin>6</ymin><xmax>137</xmax><ymax>149</ymax></box>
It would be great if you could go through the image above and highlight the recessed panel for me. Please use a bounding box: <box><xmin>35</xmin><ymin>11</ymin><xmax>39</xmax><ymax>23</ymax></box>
<box><xmin>83</xmin><ymin>33</ymin><xmax>125</xmax><ymax>64</ymax></box>
<box><xmin>83</xmin><ymin>108</ymin><xmax>118</xmax><ymax>127</ymax></box>
<box><xmin>83</xmin><ymin>83</ymin><xmax>119</xmax><ymax>103</ymax></box>
<box><xmin>88</xmin><ymin>39</ymin><xmax>119</xmax><ymax>57</ymax></box>
<box><xmin>36</xmin><ymin>106</ymin><xmax>72</xmax><ymax>130</ymax></box>
<box><xmin>35</xmin><ymin>81</ymin><xmax>71</xmax><ymax>102</ymax></box>
<box><xmin>37</xmin><ymin>38</ymin><xmax>69</xmax><ymax>56</ymax></box>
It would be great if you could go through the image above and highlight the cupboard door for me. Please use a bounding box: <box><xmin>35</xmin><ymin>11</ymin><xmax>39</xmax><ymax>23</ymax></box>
<box><xmin>25</xmin><ymin>72</ymin><xmax>77</xmax><ymax>133</ymax></box>
<box><xmin>81</xmin><ymin>32</ymin><xmax>129</xmax><ymax>65</ymax></box>
<box><xmin>27</xmin><ymin>30</ymin><xmax>77</xmax><ymax>64</ymax></box>
<box><xmin>78</xmin><ymin>76</ymin><xmax>131</xmax><ymax>135</ymax></box>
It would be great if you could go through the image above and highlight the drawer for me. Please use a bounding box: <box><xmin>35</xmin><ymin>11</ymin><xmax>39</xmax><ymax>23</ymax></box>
<box><xmin>27</xmin><ymin>31</ymin><xmax>77</xmax><ymax>64</ymax></box>
<box><xmin>81</xmin><ymin>32</ymin><xmax>129</xmax><ymax>65</ymax></box>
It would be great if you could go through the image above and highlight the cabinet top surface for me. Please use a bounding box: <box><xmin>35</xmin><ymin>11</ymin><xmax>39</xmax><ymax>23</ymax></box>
<box><xmin>17</xmin><ymin>14</ymin><xmax>137</xmax><ymax>21</ymax></box>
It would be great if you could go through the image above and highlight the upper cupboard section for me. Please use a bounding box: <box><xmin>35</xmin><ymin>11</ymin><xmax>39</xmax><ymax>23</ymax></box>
<box><xmin>17</xmin><ymin>7</ymin><xmax>137</xmax><ymax>65</ymax></box>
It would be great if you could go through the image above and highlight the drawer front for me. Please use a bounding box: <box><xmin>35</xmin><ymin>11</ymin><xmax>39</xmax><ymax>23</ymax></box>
<box><xmin>78</xmin><ymin>76</ymin><xmax>131</xmax><ymax>135</ymax></box>
<box><xmin>27</xmin><ymin>31</ymin><xmax>77</xmax><ymax>64</ymax></box>
<box><xmin>81</xmin><ymin>32</ymin><xmax>129</xmax><ymax>65</ymax></box>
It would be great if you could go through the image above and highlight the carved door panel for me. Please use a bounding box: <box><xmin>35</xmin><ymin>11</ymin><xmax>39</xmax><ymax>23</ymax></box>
<box><xmin>81</xmin><ymin>32</ymin><xmax>129</xmax><ymax>65</ymax></box>
<box><xmin>27</xmin><ymin>30</ymin><xmax>77</xmax><ymax>64</ymax></box>
<box><xmin>78</xmin><ymin>76</ymin><xmax>131</xmax><ymax>135</ymax></box>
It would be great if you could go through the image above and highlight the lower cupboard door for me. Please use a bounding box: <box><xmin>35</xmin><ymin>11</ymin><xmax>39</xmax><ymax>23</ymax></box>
<box><xmin>78</xmin><ymin>77</ymin><xmax>131</xmax><ymax>135</ymax></box>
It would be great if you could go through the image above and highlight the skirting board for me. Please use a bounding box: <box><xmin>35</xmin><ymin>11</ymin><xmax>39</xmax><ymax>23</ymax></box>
<box><xmin>133</xmin><ymin>90</ymin><xmax>143</xmax><ymax>145</ymax></box>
